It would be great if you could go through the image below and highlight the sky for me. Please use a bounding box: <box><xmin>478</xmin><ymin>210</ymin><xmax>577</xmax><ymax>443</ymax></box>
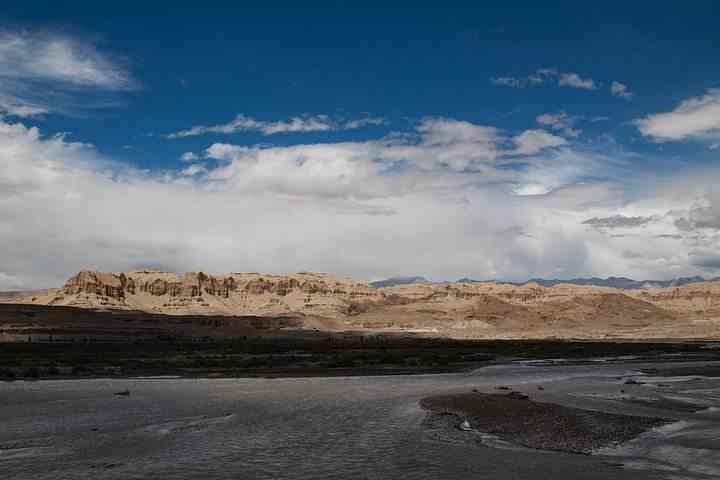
<box><xmin>0</xmin><ymin>2</ymin><xmax>719</xmax><ymax>288</ymax></box>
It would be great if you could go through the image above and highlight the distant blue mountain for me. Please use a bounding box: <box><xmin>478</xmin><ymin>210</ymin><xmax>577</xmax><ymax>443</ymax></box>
<box><xmin>459</xmin><ymin>275</ymin><xmax>719</xmax><ymax>289</ymax></box>
<box><xmin>373</xmin><ymin>275</ymin><xmax>719</xmax><ymax>289</ymax></box>
<box><xmin>369</xmin><ymin>276</ymin><xmax>430</xmax><ymax>288</ymax></box>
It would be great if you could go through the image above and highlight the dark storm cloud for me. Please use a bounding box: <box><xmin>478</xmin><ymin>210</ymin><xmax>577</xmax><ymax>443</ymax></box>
<box><xmin>582</xmin><ymin>215</ymin><xmax>655</xmax><ymax>229</ymax></box>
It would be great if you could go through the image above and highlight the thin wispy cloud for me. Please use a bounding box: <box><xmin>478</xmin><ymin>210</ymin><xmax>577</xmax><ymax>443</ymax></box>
<box><xmin>536</xmin><ymin>112</ymin><xmax>582</xmax><ymax>138</ymax></box>
<box><xmin>512</xmin><ymin>129</ymin><xmax>567</xmax><ymax>155</ymax></box>
<box><xmin>611</xmin><ymin>81</ymin><xmax>633</xmax><ymax>100</ymax></box>
<box><xmin>192</xmin><ymin>117</ymin><xmax>569</xmax><ymax>177</ymax></box>
<box><xmin>491</xmin><ymin>68</ymin><xmax>599</xmax><ymax>91</ymax></box>
<box><xmin>0</xmin><ymin>29</ymin><xmax>137</xmax><ymax>117</ymax></box>
<box><xmin>166</xmin><ymin>114</ymin><xmax>386</xmax><ymax>139</ymax></box>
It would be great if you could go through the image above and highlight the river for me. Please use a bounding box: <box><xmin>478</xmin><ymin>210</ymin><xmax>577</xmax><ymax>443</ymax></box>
<box><xmin>2</xmin><ymin>359</ymin><xmax>719</xmax><ymax>479</ymax></box>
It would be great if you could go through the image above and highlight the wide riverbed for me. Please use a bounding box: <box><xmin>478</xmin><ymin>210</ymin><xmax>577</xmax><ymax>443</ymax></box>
<box><xmin>2</xmin><ymin>359</ymin><xmax>719</xmax><ymax>479</ymax></box>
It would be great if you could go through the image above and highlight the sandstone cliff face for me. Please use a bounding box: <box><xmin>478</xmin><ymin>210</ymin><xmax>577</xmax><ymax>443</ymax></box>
<box><xmin>63</xmin><ymin>271</ymin><xmax>130</xmax><ymax>298</ymax></box>
<box><xmin>5</xmin><ymin>270</ymin><xmax>720</xmax><ymax>339</ymax></box>
<box><xmin>30</xmin><ymin>270</ymin><xmax>380</xmax><ymax>318</ymax></box>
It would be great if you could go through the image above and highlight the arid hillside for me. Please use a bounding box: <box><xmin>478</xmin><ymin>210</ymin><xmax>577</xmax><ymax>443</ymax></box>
<box><xmin>3</xmin><ymin>270</ymin><xmax>720</xmax><ymax>340</ymax></box>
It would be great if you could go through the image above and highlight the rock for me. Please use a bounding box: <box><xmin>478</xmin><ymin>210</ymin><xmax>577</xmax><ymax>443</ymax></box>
<box><xmin>507</xmin><ymin>391</ymin><xmax>529</xmax><ymax>400</ymax></box>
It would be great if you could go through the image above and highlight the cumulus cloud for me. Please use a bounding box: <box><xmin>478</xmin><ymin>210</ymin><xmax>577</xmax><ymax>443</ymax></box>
<box><xmin>166</xmin><ymin>114</ymin><xmax>386</xmax><ymax>139</ymax></box>
<box><xmin>611</xmin><ymin>81</ymin><xmax>633</xmax><ymax>100</ymax></box>
<box><xmin>195</xmin><ymin>117</ymin><xmax>568</xmax><ymax>176</ymax></box>
<box><xmin>635</xmin><ymin>89</ymin><xmax>720</xmax><ymax>142</ymax></box>
<box><xmin>557</xmin><ymin>72</ymin><xmax>598</xmax><ymax>90</ymax></box>
<box><xmin>674</xmin><ymin>194</ymin><xmax>720</xmax><ymax>231</ymax></box>
<box><xmin>1</xmin><ymin>114</ymin><xmax>718</xmax><ymax>289</ymax></box>
<box><xmin>0</xmin><ymin>29</ymin><xmax>136</xmax><ymax>117</ymax></box>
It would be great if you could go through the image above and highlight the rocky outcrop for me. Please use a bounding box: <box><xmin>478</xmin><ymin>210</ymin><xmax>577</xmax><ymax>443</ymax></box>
<box><xmin>63</xmin><ymin>271</ymin><xmax>132</xmax><ymax>299</ymax></box>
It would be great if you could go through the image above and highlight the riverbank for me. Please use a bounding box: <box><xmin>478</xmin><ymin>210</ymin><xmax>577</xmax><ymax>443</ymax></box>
<box><xmin>420</xmin><ymin>392</ymin><xmax>670</xmax><ymax>454</ymax></box>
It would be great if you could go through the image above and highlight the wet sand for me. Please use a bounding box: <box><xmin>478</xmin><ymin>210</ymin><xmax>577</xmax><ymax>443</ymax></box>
<box><xmin>421</xmin><ymin>392</ymin><xmax>669</xmax><ymax>454</ymax></box>
<box><xmin>642</xmin><ymin>364</ymin><xmax>720</xmax><ymax>377</ymax></box>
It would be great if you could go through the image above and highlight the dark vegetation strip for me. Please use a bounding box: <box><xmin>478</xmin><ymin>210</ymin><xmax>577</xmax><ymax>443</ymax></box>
<box><xmin>1</xmin><ymin>337</ymin><xmax>717</xmax><ymax>381</ymax></box>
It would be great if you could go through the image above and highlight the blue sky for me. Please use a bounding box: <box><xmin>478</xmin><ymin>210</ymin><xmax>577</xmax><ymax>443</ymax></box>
<box><xmin>0</xmin><ymin>3</ymin><xmax>719</xmax><ymax>287</ymax></box>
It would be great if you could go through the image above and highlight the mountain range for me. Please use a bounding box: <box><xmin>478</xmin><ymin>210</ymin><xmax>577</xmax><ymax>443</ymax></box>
<box><xmin>375</xmin><ymin>276</ymin><xmax>720</xmax><ymax>289</ymax></box>
<box><xmin>2</xmin><ymin>269</ymin><xmax>720</xmax><ymax>341</ymax></box>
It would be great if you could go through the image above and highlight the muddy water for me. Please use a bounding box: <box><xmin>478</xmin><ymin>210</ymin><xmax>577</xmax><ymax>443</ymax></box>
<box><xmin>1</xmin><ymin>360</ymin><xmax>719</xmax><ymax>479</ymax></box>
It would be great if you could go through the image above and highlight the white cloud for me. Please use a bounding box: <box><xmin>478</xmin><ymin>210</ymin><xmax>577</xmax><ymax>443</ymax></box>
<box><xmin>611</xmin><ymin>81</ymin><xmax>633</xmax><ymax>100</ymax></box>
<box><xmin>491</xmin><ymin>68</ymin><xmax>599</xmax><ymax>91</ymax></box>
<box><xmin>180</xmin><ymin>152</ymin><xmax>200</xmax><ymax>162</ymax></box>
<box><xmin>0</xmin><ymin>272</ymin><xmax>27</xmax><ymax>290</ymax></box>
<box><xmin>636</xmin><ymin>89</ymin><xmax>720</xmax><ymax>142</ymax></box>
<box><xmin>512</xmin><ymin>129</ymin><xmax>567</xmax><ymax>155</ymax></box>
<box><xmin>197</xmin><ymin>117</ymin><xmax>559</xmax><ymax>175</ymax></box>
<box><xmin>166</xmin><ymin>114</ymin><xmax>386</xmax><ymax>139</ymax></box>
<box><xmin>415</xmin><ymin>117</ymin><xmax>500</xmax><ymax>146</ymax></box>
<box><xmin>343</xmin><ymin>117</ymin><xmax>386</xmax><ymax>129</ymax></box>
<box><xmin>180</xmin><ymin>163</ymin><xmax>208</xmax><ymax>176</ymax></box>
<box><xmin>166</xmin><ymin>114</ymin><xmax>333</xmax><ymax>139</ymax></box>
<box><xmin>0</xmin><ymin>95</ymin><xmax>48</xmax><ymax>118</ymax></box>
<box><xmin>0</xmin><ymin>30</ymin><xmax>136</xmax><ymax>117</ymax></box>
<box><xmin>558</xmin><ymin>72</ymin><xmax>598</xmax><ymax>90</ymax></box>
<box><xmin>536</xmin><ymin>112</ymin><xmax>582</xmax><ymax>138</ymax></box>
<box><xmin>1</xmin><ymin>116</ymin><xmax>717</xmax><ymax>289</ymax></box>
<box><xmin>512</xmin><ymin>183</ymin><xmax>550</xmax><ymax>196</ymax></box>
<box><xmin>0</xmin><ymin>30</ymin><xmax>133</xmax><ymax>89</ymax></box>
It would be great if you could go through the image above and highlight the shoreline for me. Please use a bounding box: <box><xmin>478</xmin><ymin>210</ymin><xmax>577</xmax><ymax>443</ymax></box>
<box><xmin>420</xmin><ymin>392</ymin><xmax>670</xmax><ymax>455</ymax></box>
<box><xmin>0</xmin><ymin>364</ymin><xmax>478</xmax><ymax>383</ymax></box>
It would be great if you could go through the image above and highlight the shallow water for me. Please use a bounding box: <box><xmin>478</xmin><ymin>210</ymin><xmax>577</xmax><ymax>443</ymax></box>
<box><xmin>1</xmin><ymin>360</ymin><xmax>719</xmax><ymax>479</ymax></box>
